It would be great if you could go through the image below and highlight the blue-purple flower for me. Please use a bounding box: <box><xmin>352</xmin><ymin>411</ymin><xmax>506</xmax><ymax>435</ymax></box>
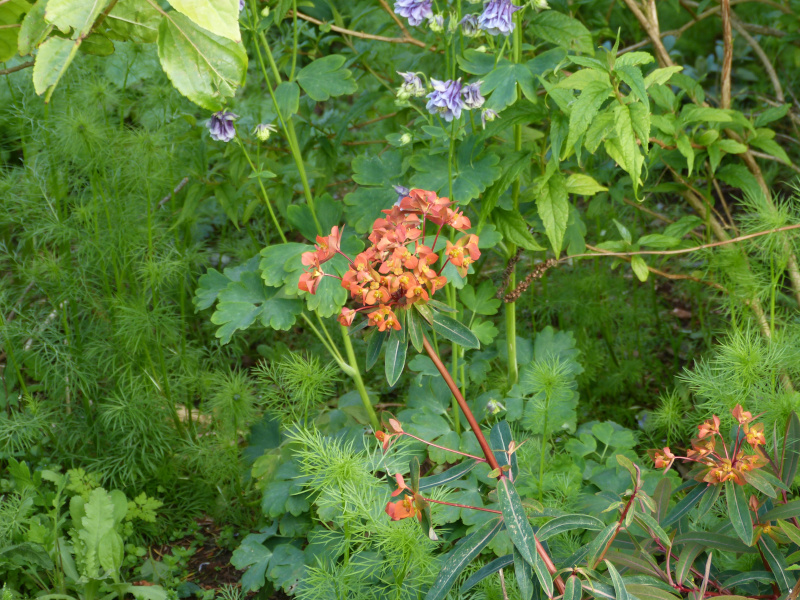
<box><xmin>478</xmin><ymin>0</ymin><xmax>522</xmax><ymax>35</ymax></box>
<box><xmin>239</xmin><ymin>0</ymin><xmax>245</xmax><ymax>10</ymax></box>
<box><xmin>207</xmin><ymin>111</ymin><xmax>238</xmax><ymax>142</ymax></box>
<box><xmin>462</xmin><ymin>81</ymin><xmax>485</xmax><ymax>109</ymax></box>
<box><xmin>394</xmin><ymin>0</ymin><xmax>433</xmax><ymax>26</ymax></box>
<box><xmin>397</xmin><ymin>71</ymin><xmax>425</xmax><ymax>100</ymax></box>
<box><xmin>426</xmin><ymin>79</ymin><xmax>465</xmax><ymax>122</ymax></box>
<box><xmin>428</xmin><ymin>13</ymin><xmax>444</xmax><ymax>32</ymax></box>
<box><xmin>393</xmin><ymin>185</ymin><xmax>410</xmax><ymax>205</ymax></box>
<box><xmin>460</xmin><ymin>14</ymin><xmax>480</xmax><ymax>37</ymax></box>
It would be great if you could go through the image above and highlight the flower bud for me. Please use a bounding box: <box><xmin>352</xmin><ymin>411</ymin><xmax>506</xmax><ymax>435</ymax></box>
<box><xmin>531</xmin><ymin>0</ymin><xmax>549</xmax><ymax>10</ymax></box>
<box><xmin>428</xmin><ymin>13</ymin><xmax>444</xmax><ymax>32</ymax></box>
<box><xmin>399</xmin><ymin>133</ymin><xmax>412</xmax><ymax>146</ymax></box>
<box><xmin>481</xmin><ymin>108</ymin><xmax>499</xmax><ymax>129</ymax></box>
<box><xmin>253</xmin><ymin>123</ymin><xmax>277</xmax><ymax>141</ymax></box>
<box><xmin>460</xmin><ymin>14</ymin><xmax>480</xmax><ymax>37</ymax></box>
<box><xmin>261</xmin><ymin>6</ymin><xmax>270</xmax><ymax>15</ymax></box>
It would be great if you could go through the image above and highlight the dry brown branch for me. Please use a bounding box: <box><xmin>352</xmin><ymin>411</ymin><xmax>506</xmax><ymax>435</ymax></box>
<box><xmin>0</xmin><ymin>60</ymin><xmax>33</xmax><ymax>76</ymax></box>
<box><xmin>731</xmin><ymin>17</ymin><xmax>783</xmax><ymax>103</ymax></box>
<box><xmin>720</xmin><ymin>0</ymin><xmax>733</xmax><ymax>109</ymax></box>
<box><xmin>291</xmin><ymin>10</ymin><xmax>428</xmax><ymax>48</ymax></box>
<box><xmin>378</xmin><ymin>0</ymin><xmax>412</xmax><ymax>38</ymax></box>
<box><xmin>623</xmin><ymin>197</ymin><xmax>675</xmax><ymax>224</ymax></box>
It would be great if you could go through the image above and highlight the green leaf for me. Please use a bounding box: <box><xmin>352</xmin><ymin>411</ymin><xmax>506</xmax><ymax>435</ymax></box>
<box><xmin>631</xmin><ymin>255</ymin><xmax>649</xmax><ymax>282</ymax></box>
<box><xmin>725</xmin><ymin>480</ymin><xmax>752</xmax><ymax>546</ymax></box>
<box><xmin>778</xmin><ymin>520</ymin><xmax>800</xmax><ymax>546</ymax></box>
<box><xmin>607</xmin><ymin>103</ymin><xmax>642</xmax><ymax>197</ymax></box>
<box><xmin>530</xmin><ymin>10</ymin><xmax>593</xmax><ymax>55</ymax></box>
<box><xmin>157</xmin><ymin>10</ymin><xmax>247</xmax><ymax>111</ymax></box>
<box><xmin>720</xmin><ymin>571</ymin><xmax>774</xmax><ymax>589</ymax></box>
<box><xmin>366</xmin><ymin>330</ymin><xmax>386</xmax><ymax>371</ymax></box>
<box><xmin>585</xmin><ymin>522</ymin><xmax>617</xmax><ymax>568</ymax></box>
<box><xmin>781</xmin><ymin>411</ymin><xmax>800</xmax><ymax>486</ymax></box>
<box><xmin>46</xmin><ymin>0</ymin><xmax>112</xmax><ymax>36</ymax></box>
<box><xmin>431</xmin><ymin>311</ymin><xmax>480</xmax><ymax>350</ymax></box>
<box><xmin>78</xmin><ymin>489</ymin><xmax>119</xmax><ymax>579</ymax></box>
<box><xmin>514</xmin><ymin>547</ymin><xmax>536</xmax><ymax>600</ymax></box>
<box><xmin>676</xmin><ymin>134</ymin><xmax>695</xmax><ymax>175</ymax></box>
<box><xmin>605</xmin><ymin>560</ymin><xmax>629</xmax><ymax>600</ymax></box>
<box><xmin>419</xmin><ymin>460</ymin><xmax>478</xmax><ymax>491</ymax></box>
<box><xmin>460</xmin><ymin>554</ymin><xmax>514</xmax><ymax>594</ymax></box>
<box><xmin>409</xmin><ymin>143</ymin><xmax>501</xmax><ymax>205</ymax></box>
<box><xmin>743</xmin><ymin>470</ymin><xmax>776</xmax><ymax>498</ymax></box>
<box><xmin>33</xmin><ymin>36</ymin><xmax>78</xmax><ymax>100</ymax></box>
<box><xmin>17</xmin><ymin>0</ymin><xmax>49</xmax><ymax>55</ymax></box>
<box><xmin>675</xmin><ymin>542</ymin><xmax>702</xmax><ymax>586</ymax></box>
<box><xmin>492</xmin><ymin>208</ymin><xmax>546</xmax><ymax>252</ymax></box>
<box><xmin>472</xmin><ymin>319</ymin><xmax>498</xmax><ymax>345</ymax></box>
<box><xmin>461</xmin><ymin>281</ymin><xmax>501</xmax><ymax>316</ymax></box>
<box><xmin>406</xmin><ymin>308</ymin><xmax>424</xmax><ymax>353</ymax></box>
<box><xmin>384</xmin><ymin>328</ymin><xmax>408</xmax><ymax>386</ymax></box>
<box><xmin>634</xmin><ymin>512</ymin><xmax>670</xmax><ymax>548</ymax></box>
<box><xmin>624</xmin><ymin>584</ymin><xmax>680</xmax><ymax>600</ymax></box>
<box><xmin>564</xmin><ymin>576</ymin><xmax>582</xmax><ymax>600</ymax></box>
<box><xmin>0</xmin><ymin>0</ymin><xmax>29</xmax><ymax>61</ymax></box>
<box><xmin>425</xmin><ymin>518</ymin><xmax>503</xmax><ymax>600</ymax></box>
<box><xmin>296</xmin><ymin>55</ymin><xmax>358</xmax><ymax>101</ymax></box>
<box><xmin>680</xmin><ymin>105</ymin><xmax>731</xmax><ymax>125</ymax></box>
<box><xmin>715</xmin><ymin>139</ymin><xmax>748</xmax><ymax>154</ymax></box>
<box><xmin>758</xmin><ymin>535</ymin><xmax>795</xmax><ymax>592</ymax></box>
<box><xmin>166</xmin><ymin>0</ymin><xmax>240</xmax><ymax>42</ymax></box>
<box><xmin>536</xmin><ymin>514</ymin><xmax>604</xmax><ymax>541</ymax></box>
<box><xmin>106</xmin><ymin>0</ymin><xmax>162</xmax><ymax>43</ymax></box>
<box><xmin>478</xmin><ymin>152</ymin><xmax>532</xmax><ymax>228</ymax></box>
<box><xmin>535</xmin><ymin>162</ymin><xmax>569</xmax><ymax>255</ymax></box>
<box><xmin>211</xmin><ymin>272</ymin><xmax>302</xmax><ymax>343</ymax></box>
<box><xmin>497</xmin><ymin>478</ymin><xmax>553</xmax><ymax>597</ymax></box>
<box><xmin>762</xmin><ymin>499</ymin><xmax>800</xmax><ymax>522</ymax></box>
<box><xmin>616</xmin><ymin>65</ymin><xmax>648</xmax><ymax>108</ymax></box>
<box><xmin>644</xmin><ymin>66</ymin><xmax>682</xmax><ymax>88</ymax></box>
<box><xmin>490</xmin><ymin>420</ymin><xmax>518</xmax><ymax>480</ymax></box>
<box><xmin>565</xmin><ymin>173</ymin><xmax>608</xmax><ymax>195</ymax></box>
<box><xmin>672</xmin><ymin>532</ymin><xmax>754</xmax><ymax>553</ymax></box>
<box><xmin>275</xmin><ymin>81</ymin><xmax>300</xmax><ymax>117</ymax></box>
<box><xmin>344</xmin><ymin>151</ymin><xmax>406</xmax><ymax>233</ymax></box>
<box><xmin>695</xmin><ymin>481</ymin><xmax>721</xmax><ymax>520</ymax></box>
<box><xmin>662</xmin><ymin>483</ymin><xmax>707</xmax><ymax>527</ymax></box>
<box><xmin>755</xmin><ymin>104</ymin><xmax>790</xmax><ymax>127</ymax></box>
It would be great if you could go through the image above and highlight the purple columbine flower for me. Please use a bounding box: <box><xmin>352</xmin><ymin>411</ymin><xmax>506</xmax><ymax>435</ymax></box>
<box><xmin>426</xmin><ymin>78</ymin><xmax>464</xmax><ymax>122</ymax></box>
<box><xmin>478</xmin><ymin>0</ymin><xmax>522</xmax><ymax>36</ymax></box>
<box><xmin>394</xmin><ymin>0</ymin><xmax>433</xmax><ymax>26</ymax></box>
<box><xmin>239</xmin><ymin>0</ymin><xmax>245</xmax><ymax>10</ymax></box>
<box><xmin>207</xmin><ymin>111</ymin><xmax>238</xmax><ymax>142</ymax></box>
<box><xmin>393</xmin><ymin>185</ymin><xmax>410</xmax><ymax>205</ymax></box>
<box><xmin>397</xmin><ymin>71</ymin><xmax>425</xmax><ymax>100</ymax></box>
<box><xmin>461</xmin><ymin>14</ymin><xmax>480</xmax><ymax>37</ymax></box>
<box><xmin>428</xmin><ymin>13</ymin><xmax>444</xmax><ymax>32</ymax></box>
<box><xmin>462</xmin><ymin>81</ymin><xmax>485</xmax><ymax>110</ymax></box>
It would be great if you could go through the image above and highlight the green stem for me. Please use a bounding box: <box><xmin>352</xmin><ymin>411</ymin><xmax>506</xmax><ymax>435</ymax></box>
<box><xmin>340</xmin><ymin>325</ymin><xmax>380</xmax><ymax>432</ymax></box>
<box><xmin>0</xmin><ymin>312</ymin><xmax>28</xmax><ymax>397</ymax></box>
<box><xmin>290</xmin><ymin>0</ymin><xmax>299</xmax><ymax>81</ymax></box>
<box><xmin>235</xmin><ymin>137</ymin><xmax>287</xmax><ymax>243</ymax></box>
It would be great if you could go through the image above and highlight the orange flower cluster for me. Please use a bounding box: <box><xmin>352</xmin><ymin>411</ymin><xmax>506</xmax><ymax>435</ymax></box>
<box><xmin>298</xmin><ymin>189</ymin><xmax>478</xmax><ymax>331</ymax></box>
<box><xmin>385</xmin><ymin>473</ymin><xmax>422</xmax><ymax>521</ymax></box>
<box><xmin>651</xmin><ymin>404</ymin><xmax>767</xmax><ymax>485</ymax></box>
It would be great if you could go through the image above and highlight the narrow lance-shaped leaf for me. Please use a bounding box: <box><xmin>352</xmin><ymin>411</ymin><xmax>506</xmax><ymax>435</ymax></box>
<box><xmin>384</xmin><ymin>327</ymin><xmax>408</xmax><ymax>386</ymax></box>
<box><xmin>537</xmin><ymin>514</ymin><xmax>604</xmax><ymax>541</ymax></box>
<box><xmin>419</xmin><ymin>460</ymin><xmax>478</xmax><ymax>491</ymax></box>
<box><xmin>460</xmin><ymin>555</ymin><xmax>514</xmax><ymax>594</ymax></box>
<box><xmin>781</xmin><ymin>411</ymin><xmax>800</xmax><ymax>486</ymax></box>
<box><xmin>497</xmin><ymin>477</ymin><xmax>554</xmax><ymax>597</ymax></box>
<box><xmin>605</xmin><ymin>559</ymin><xmax>630</xmax><ymax>600</ymax></box>
<box><xmin>514</xmin><ymin>547</ymin><xmax>535</xmax><ymax>600</ymax></box>
<box><xmin>662</xmin><ymin>484</ymin><xmax>707</xmax><ymax>527</ymax></box>
<box><xmin>758</xmin><ymin>535</ymin><xmax>795</xmax><ymax>592</ymax></box>
<box><xmin>365</xmin><ymin>331</ymin><xmax>386</xmax><ymax>371</ymax></box>
<box><xmin>725</xmin><ymin>481</ymin><xmax>753</xmax><ymax>546</ymax></box>
<box><xmin>425</xmin><ymin>518</ymin><xmax>504</xmax><ymax>600</ymax></box>
<box><xmin>406</xmin><ymin>307</ymin><xmax>424</xmax><ymax>353</ymax></box>
<box><xmin>564</xmin><ymin>575</ymin><xmax>582</xmax><ymax>600</ymax></box>
<box><xmin>431</xmin><ymin>311</ymin><xmax>480</xmax><ymax>349</ymax></box>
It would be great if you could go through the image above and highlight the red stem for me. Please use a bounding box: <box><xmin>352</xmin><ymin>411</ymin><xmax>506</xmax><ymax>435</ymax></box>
<box><xmin>424</xmin><ymin>497</ymin><xmax>501</xmax><ymax>514</ymax></box>
<box><xmin>421</xmin><ymin>333</ymin><xmax>566</xmax><ymax>595</ymax></box>
<box><xmin>401</xmin><ymin>432</ymin><xmax>486</xmax><ymax>462</ymax></box>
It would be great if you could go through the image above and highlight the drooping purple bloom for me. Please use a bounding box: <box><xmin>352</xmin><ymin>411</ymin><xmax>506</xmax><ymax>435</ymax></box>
<box><xmin>239</xmin><ymin>0</ymin><xmax>245</xmax><ymax>10</ymax></box>
<box><xmin>462</xmin><ymin>81</ymin><xmax>485</xmax><ymax>110</ymax></box>
<box><xmin>393</xmin><ymin>185</ymin><xmax>410</xmax><ymax>205</ymax></box>
<box><xmin>428</xmin><ymin>13</ymin><xmax>444</xmax><ymax>32</ymax></box>
<box><xmin>426</xmin><ymin>78</ymin><xmax>464</xmax><ymax>122</ymax></box>
<box><xmin>478</xmin><ymin>0</ymin><xmax>522</xmax><ymax>36</ymax></box>
<box><xmin>394</xmin><ymin>0</ymin><xmax>433</xmax><ymax>26</ymax></box>
<box><xmin>207</xmin><ymin>111</ymin><xmax>238</xmax><ymax>142</ymax></box>
<box><xmin>396</xmin><ymin>71</ymin><xmax>425</xmax><ymax>100</ymax></box>
<box><xmin>460</xmin><ymin>14</ymin><xmax>480</xmax><ymax>37</ymax></box>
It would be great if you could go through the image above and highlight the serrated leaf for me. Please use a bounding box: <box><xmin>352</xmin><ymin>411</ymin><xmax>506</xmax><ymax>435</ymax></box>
<box><xmin>725</xmin><ymin>480</ymin><xmax>752</xmax><ymax>546</ymax></box>
<box><xmin>46</xmin><ymin>0</ymin><xmax>113</xmax><ymax>36</ymax></box>
<box><xmin>344</xmin><ymin>152</ymin><xmax>406</xmax><ymax>233</ymax></box>
<box><xmin>409</xmin><ymin>144</ymin><xmax>501</xmax><ymax>205</ymax></box>
<box><xmin>616</xmin><ymin>65</ymin><xmax>648</xmax><ymax>108</ymax></box>
<box><xmin>166</xmin><ymin>0</ymin><xmax>240</xmax><ymax>42</ymax></box>
<box><xmin>431</xmin><ymin>311</ymin><xmax>480</xmax><ymax>349</ymax></box>
<box><xmin>157</xmin><ymin>10</ymin><xmax>247</xmax><ymax>111</ymax></box>
<box><xmin>492</xmin><ymin>208</ymin><xmax>546</xmax><ymax>252</ymax></box>
<box><xmin>530</xmin><ymin>9</ymin><xmax>593</xmax><ymax>55</ymax></box>
<box><xmin>536</xmin><ymin>163</ymin><xmax>569</xmax><ymax>256</ymax></box>
<box><xmin>566</xmin><ymin>173</ymin><xmax>608</xmax><ymax>195</ymax></box>
<box><xmin>425</xmin><ymin>518</ymin><xmax>503</xmax><ymax>600</ymax></box>
<box><xmin>296</xmin><ymin>55</ymin><xmax>358</xmax><ymax>101</ymax></box>
<box><xmin>644</xmin><ymin>66</ymin><xmax>682</xmax><ymax>88</ymax></box>
<box><xmin>17</xmin><ymin>0</ymin><xmax>49</xmax><ymax>55</ymax></box>
<box><xmin>755</xmin><ymin>104</ymin><xmax>790</xmax><ymax>127</ymax></box>
<box><xmin>106</xmin><ymin>0</ymin><xmax>162</xmax><ymax>43</ymax></box>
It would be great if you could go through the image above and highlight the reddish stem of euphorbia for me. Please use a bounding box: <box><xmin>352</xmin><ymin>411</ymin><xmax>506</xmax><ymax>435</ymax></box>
<box><xmin>421</xmin><ymin>333</ymin><xmax>566</xmax><ymax>595</ymax></box>
<box><xmin>424</xmin><ymin>497</ymin><xmax>501</xmax><ymax>514</ymax></box>
<box><xmin>400</xmin><ymin>432</ymin><xmax>486</xmax><ymax>462</ymax></box>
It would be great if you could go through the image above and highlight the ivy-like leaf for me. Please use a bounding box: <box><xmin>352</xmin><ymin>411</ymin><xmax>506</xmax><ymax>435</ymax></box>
<box><xmin>297</xmin><ymin>55</ymin><xmax>358</xmax><ymax>101</ymax></box>
<box><xmin>211</xmin><ymin>272</ymin><xmax>302</xmax><ymax>343</ymax></box>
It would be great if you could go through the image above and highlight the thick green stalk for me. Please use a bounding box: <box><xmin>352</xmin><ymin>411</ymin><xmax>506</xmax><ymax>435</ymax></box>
<box><xmin>505</xmin><ymin>15</ymin><xmax>524</xmax><ymax>386</ymax></box>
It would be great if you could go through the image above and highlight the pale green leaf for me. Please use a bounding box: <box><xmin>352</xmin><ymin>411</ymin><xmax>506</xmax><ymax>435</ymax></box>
<box><xmin>157</xmin><ymin>10</ymin><xmax>247</xmax><ymax>111</ymax></box>
<box><xmin>536</xmin><ymin>163</ymin><xmax>569</xmax><ymax>256</ymax></box>
<box><xmin>565</xmin><ymin>173</ymin><xmax>607</xmax><ymax>195</ymax></box>
<box><xmin>166</xmin><ymin>0</ymin><xmax>240</xmax><ymax>42</ymax></box>
<box><xmin>33</xmin><ymin>36</ymin><xmax>78</xmax><ymax>99</ymax></box>
<box><xmin>565</xmin><ymin>80</ymin><xmax>612</xmax><ymax>152</ymax></box>
<box><xmin>631</xmin><ymin>255</ymin><xmax>648</xmax><ymax>282</ymax></box>
<box><xmin>643</xmin><ymin>66</ymin><xmax>682</xmax><ymax>88</ymax></box>
<box><xmin>17</xmin><ymin>0</ymin><xmax>49</xmax><ymax>55</ymax></box>
<box><xmin>46</xmin><ymin>0</ymin><xmax>112</xmax><ymax>36</ymax></box>
<box><xmin>530</xmin><ymin>10</ymin><xmax>593</xmax><ymax>55</ymax></box>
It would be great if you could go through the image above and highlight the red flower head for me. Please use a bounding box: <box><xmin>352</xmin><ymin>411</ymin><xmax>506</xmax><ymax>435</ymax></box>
<box><xmin>651</xmin><ymin>447</ymin><xmax>675</xmax><ymax>472</ymax></box>
<box><xmin>745</xmin><ymin>422</ymin><xmax>766</xmax><ymax>446</ymax></box>
<box><xmin>445</xmin><ymin>235</ymin><xmax>481</xmax><ymax>276</ymax></box>
<box><xmin>731</xmin><ymin>404</ymin><xmax>753</xmax><ymax>427</ymax></box>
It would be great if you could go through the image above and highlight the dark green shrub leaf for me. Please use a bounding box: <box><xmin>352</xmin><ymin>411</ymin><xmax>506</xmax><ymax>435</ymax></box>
<box><xmin>419</xmin><ymin>460</ymin><xmax>478</xmax><ymax>491</ymax></box>
<box><xmin>781</xmin><ymin>411</ymin><xmax>800</xmax><ymax>486</ymax></box>
<box><xmin>530</xmin><ymin>10</ymin><xmax>593</xmax><ymax>55</ymax></box>
<box><xmin>384</xmin><ymin>328</ymin><xmax>408</xmax><ymax>386</ymax></box>
<box><xmin>514</xmin><ymin>547</ymin><xmax>535</xmax><ymax>600</ymax></box>
<box><xmin>296</xmin><ymin>55</ymin><xmax>358</xmax><ymax>101</ymax></box>
<box><xmin>537</xmin><ymin>514</ymin><xmax>604</xmax><ymax>541</ymax></box>
<box><xmin>758</xmin><ymin>535</ymin><xmax>795</xmax><ymax>592</ymax></box>
<box><xmin>492</xmin><ymin>208</ymin><xmax>546</xmax><ymax>252</ymax></box>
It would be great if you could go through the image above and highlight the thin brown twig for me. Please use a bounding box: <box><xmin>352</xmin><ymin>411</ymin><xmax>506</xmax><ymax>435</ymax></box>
<box><xmin>291</xmin><ymin>10</ymin><xmax>428</xmax><ymax>48</ymax></box>
<box><xmin>378</xmin><ymin>0</ymin><xmax>412</xmax><ymax>38</ymax></box>
<box><xmin>720</xmin><ymin>0</ymin><xmax>733</xmax><ymax>110</ymax></box>
<box><xmin>0</xmin><ymin>60</ymin><xmax>33</xmax><ymax>76</ymax></box>
<box><xmin>623</xmin><ymin>197</ymin><xmax>675</xmax><ymax>225</ymax></box>
<box><xmin>566</xmin><ymin>223</ymin><xmax>800</xmax><ymax>261</ymax></box>
<box><xmin>711</xmin><ymin>174</ymin><xmax>739</xmax><ymax>235</ymax></box>
<box><xmin>731</xmin><ymin>16</ymin><xmax>783</xmax><ymax>103</ymax></box>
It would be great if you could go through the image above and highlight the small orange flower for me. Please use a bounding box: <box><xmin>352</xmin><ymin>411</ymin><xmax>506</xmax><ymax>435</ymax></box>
<box><xmin>745</xmin><ymin>422</ymin><xmax>765</xmax><ymax>446</ymax></box>
<box><xmin>385</xmin><ymin>496</ymin><xmax>420</xmax><ymax>521</ymax></box>
<box><xmin>651</xmin><ymin>447</ymin><xmax>675</xmax><ymax>472</ymax></box>
<box><xmin>338</xmin><ymin>307</ymin><xmax>357</xmax><ymax>327</ymax></box>
<box><xmin>731</xmin><ymin>404</ymin><xmax>753</xmax><ymax>426</ymax></box>
<box><xmin>697</xmin><ymin>415</ymin><xmax>720</xmax><ymax>439</ymax></box>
